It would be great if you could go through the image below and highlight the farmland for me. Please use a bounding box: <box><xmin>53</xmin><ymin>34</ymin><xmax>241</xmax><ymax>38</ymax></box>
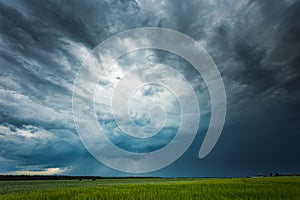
<box><xmin>0</xmin><ymin>176</ymin><xmax>299</xmax><ymax>199</ymax></box>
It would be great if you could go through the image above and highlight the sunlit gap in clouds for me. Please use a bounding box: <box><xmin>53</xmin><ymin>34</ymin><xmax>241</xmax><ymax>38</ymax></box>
<box><xmin>94</xmin><ymin>49</ymin><xmax>208</xmax><ymax>154</ymax></box>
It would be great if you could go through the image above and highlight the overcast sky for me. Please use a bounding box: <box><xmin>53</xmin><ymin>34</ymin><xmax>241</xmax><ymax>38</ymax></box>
<box><xmin>0</xmin><ymin>0</ymin><xmax>299</xmax><ymax>177</ymax></box>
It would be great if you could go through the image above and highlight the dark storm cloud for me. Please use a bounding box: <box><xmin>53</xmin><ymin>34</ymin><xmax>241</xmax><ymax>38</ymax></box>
<box><xmin>0</xmin><ymin>0</ymin><xmax>299</xmax><ymax>176</ymax></box>
<box><xmin>139</xmin><ymin>0</ymin><xmax>300</xmax><ymax>176</ymax></box>
<box><xmin>209</xmin><ymin>0</ymin><xmax>300</xmax><ymax>96</ymax></box>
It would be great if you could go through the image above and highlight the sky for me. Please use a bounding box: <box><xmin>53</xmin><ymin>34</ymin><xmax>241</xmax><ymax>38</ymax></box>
<box><xmin>0</xmin><ymin>0</ymin><xmax>299</xmax><ymax>177</ymax></box>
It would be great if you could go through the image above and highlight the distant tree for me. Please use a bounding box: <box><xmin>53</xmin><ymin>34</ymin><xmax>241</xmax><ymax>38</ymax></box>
<box><xmin>269</xmin><ymin>173</ymin><xmax>273</xmax><ymax>177</ymax></box>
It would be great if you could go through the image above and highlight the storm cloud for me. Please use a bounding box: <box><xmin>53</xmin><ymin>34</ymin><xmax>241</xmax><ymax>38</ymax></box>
<box><xmin>0</xmin><ymin>0</ymin><xmax>299</xmax><ymax>176</ymax></box>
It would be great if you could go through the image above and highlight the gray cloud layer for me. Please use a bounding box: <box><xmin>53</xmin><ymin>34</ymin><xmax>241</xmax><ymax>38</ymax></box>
<box><xmin>0</xmin><ymin>0</ymin><xmax>299</xmax><ymax>176</ymax></box>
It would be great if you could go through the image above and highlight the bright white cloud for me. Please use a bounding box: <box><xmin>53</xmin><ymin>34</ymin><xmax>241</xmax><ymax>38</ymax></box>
<box><xmin>11</xmin><ymin>167</ymin><xmax>68</xmax><ymax>175</ymax></box>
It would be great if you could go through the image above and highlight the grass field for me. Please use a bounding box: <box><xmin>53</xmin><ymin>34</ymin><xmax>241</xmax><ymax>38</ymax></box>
<box><xmin>0</xmin><ymin>176</ymin><xmax>299</xmax><ymax>199</ymax></box>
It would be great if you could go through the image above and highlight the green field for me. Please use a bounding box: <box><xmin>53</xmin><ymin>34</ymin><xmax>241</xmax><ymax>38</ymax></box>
<box><xmin>0</xmin><ymin>176</ymin><xmax>299</xmax><ymax>199</ymax></box>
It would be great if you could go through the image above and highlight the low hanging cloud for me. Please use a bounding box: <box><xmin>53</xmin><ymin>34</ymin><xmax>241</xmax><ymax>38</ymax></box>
<box><xmin>11</xmin><ymin>167</ymin><xmax>68</xmax><ymax>175</ymax></box>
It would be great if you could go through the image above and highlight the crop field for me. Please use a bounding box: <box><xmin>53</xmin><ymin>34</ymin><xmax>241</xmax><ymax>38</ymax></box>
<box><xmin>0</xmin><ymin>176</ymin><xmax>299</xmax><ymax>199</ymax></box>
